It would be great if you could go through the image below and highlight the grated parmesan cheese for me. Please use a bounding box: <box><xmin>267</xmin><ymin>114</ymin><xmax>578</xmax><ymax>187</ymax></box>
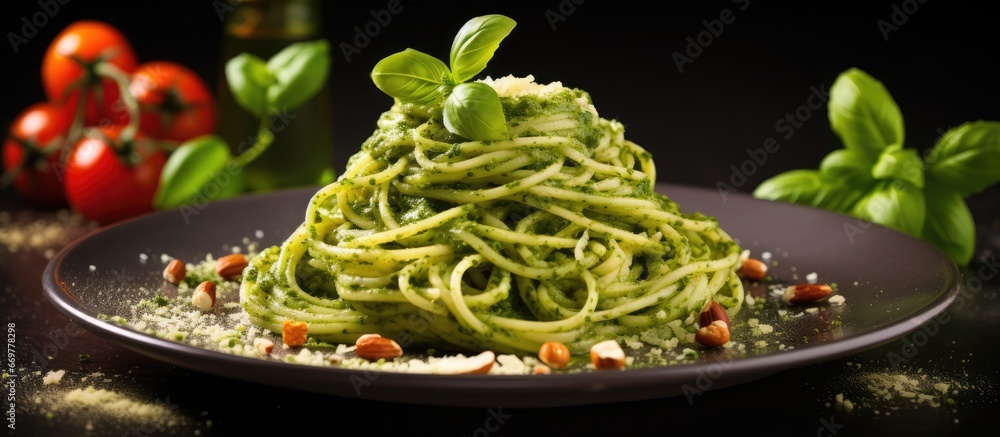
<box><xmin>63</xmin><ymin>386</ymin><xmax>174</xmax><ymax>418</ymax></box>
<box><xmin>42</xmin><ymin>370</ymin><xmax>66</xmax><ymax>385</ymax></box>
<box><xmin>480</xmin><ymin>74</ymin><xmax>565</xmax><ymax>97</ymax></box>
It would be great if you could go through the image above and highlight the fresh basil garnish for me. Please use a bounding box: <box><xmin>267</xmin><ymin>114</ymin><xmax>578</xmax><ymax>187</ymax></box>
<box><xmin>369</xmin><ymin>15</ymin><xmax>517</xmax><ymax>142</ymax></box>
<box><xmin>443</xmin><ymin>82</ymin><xmax>509</xmax><ymax>141</ymax></box>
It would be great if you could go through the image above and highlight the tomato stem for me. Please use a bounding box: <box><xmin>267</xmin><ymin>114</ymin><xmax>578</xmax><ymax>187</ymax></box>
<box><xmin>95</xmin><ymin>62</ymin><xmax>141</xmax><ymax>144</ymax></box>
<box><xmin>0</xmin><ymin>161</ymin><xmax>24</xmax><ymax>190</ymax></box>
<box><xmin>2</xmin><ymin>136</ymin><xmax>57</xmax><ymax>190</ymax></box>
<box><xmin>59</xmin><ymin>90</ymin><xmax>89</xmax><ymax>163</ymax></box>
<box><xmin>232</xmin><ymin>114</ymin><xmax>274</xmax><ymax>168</ymax></box>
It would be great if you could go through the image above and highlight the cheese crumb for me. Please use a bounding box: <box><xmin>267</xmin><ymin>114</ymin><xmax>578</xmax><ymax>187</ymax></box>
<box><xmin>42</xmin><ymin>370</ymin><xmax>66</xmax><ymax>385</ymax></box>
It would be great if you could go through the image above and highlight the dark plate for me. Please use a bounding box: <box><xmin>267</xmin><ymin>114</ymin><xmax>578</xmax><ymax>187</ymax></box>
<box><xmin>42</xmin><ymin>183</ymin><xmax>962</xmax><ymax>408</ymax></box>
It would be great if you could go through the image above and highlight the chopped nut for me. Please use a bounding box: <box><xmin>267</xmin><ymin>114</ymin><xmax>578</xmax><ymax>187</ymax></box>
<box><xmin>589</xmin><ymin>340</ymin><xmax>626</xmax><ymax>370</ymax></box>
<box><xmin>538</xmin><ymin>341</ymin><xmax>571</xmax><ymax>370</ymax></box>
<box><xmin>695</xmin><ymin>320</ymin><xmax>730</xmax><ymax>348</ymax></box>
<box><xmin>281</xmin><ymin>320</ymin><xmax>309</xmax><ymax>347</ymax></box>
<box><xmin>698</xmin><ymin>301</ymin><xmax>730</xmax><ymax>329</ymax></box>
<box><xmin>162</xmin><ymin>259</ymin><xmax>185</xmax><ymax>284</ymax></box>
<box><xmin>216</xmin><ymin>254</ymin><xmax>248</xmax><ymax>281</ymax></box>
<box><xmin>741</xmin><ymin>258</ymin><xmax>768</xmax><ymax>281</ymax></box>
<box><xmin>253</xmin><ymin>338</ymin><xmax>274</xmax><ymax>355</ymax></box>
<box><xmin>191</xmin><ymin>281</ymin><xmax>216</xmax><ymax>312</ymax></box>
<box><xmin>356</xmin><ymin>333</ymin><xmax>382</xmax><ymax>343</ymax></box>
<box><xmin>354</xmin><ymin>334</ymin><xmax>403</xmax><ymax>361</ymax></box>
<box><xmin>434</xmin><ymin>351</ymin><xmax>495</xmax><ymax>375</ymax></box>
<box><xmin>782</xmin><ymin>283</ymin><xmax>833</xmax><ymax>304</ymax></box>
<box><xmin>533</xmin><ymin>364</ymin><xmax>552</xmax><ymax>375</ymax></box>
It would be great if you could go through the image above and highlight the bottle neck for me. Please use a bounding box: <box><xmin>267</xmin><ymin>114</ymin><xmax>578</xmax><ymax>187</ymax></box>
<box><xmin>224</xmin><ymin>0</ymin><xmax>320</xmax><ymax>41</ymax></box>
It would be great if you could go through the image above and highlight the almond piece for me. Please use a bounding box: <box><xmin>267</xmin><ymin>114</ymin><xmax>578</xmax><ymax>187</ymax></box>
<box><xmin>589</xmin><ymin>340</ymin><xmax>626</xmax><ymax>370</ymax></box>
<box><xmin>354</xmin><ymin>334</ymin><xmax>403</xmax><ymax>361</ymax></box>
<box><xmin>533</xmin><ymin>364</ymin><xmax>552</xmax><ymax>375</ymax></box>
<box><xmin>191</xmin><ymin>281</ymin><xmax>216</xmax><ymax>312</ymax></box>
<box><xmin>216</xmin><ymin>254</ymin><xmax>249</xmax><ymax>281</ymax></box>
<box><xmin>356</xmin><ymin>333</ymin><xmax>382</xmax><ymax>343</ymax></box>
<box><xmin>698</xmin><ymin>301</ymin><xmax>730</xmax><ymax>329</ymax></box>
<box><xmin>695</xmin><ymin>320</ymin><xmax>730</xmax><ymax>348</ymax></box>
<box><xmin>162</xmin><ymin>259</ymin><xmax>185</xmax><ymax>284</ymax></box>
<box><xmin>434</xmin><ymin>351</ymin><xmax>495</xmax><ymax>375</ymax></box>
<box><xmin>782</xmin><ymin>283</ymin><xmax>833</xmax><ymax>304</ymax></box>
<box><xmin>741</xmin><ymin>258</ymin><xmax>768</xmax><ymax>281</ymax></box>
<box><xmin>538</xmin><ymin>341</ymin><xmax>571</xmax><ymax>370</ymax></box>
<box><xmin>253</xmin><ymin>338</ymin><xmax>274</xmax><ymax>355</ymax></box>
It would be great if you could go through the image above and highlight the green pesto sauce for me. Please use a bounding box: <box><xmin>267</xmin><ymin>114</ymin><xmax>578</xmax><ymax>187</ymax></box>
<box><xmin>501</xmin><ymin>89</ymin><xmax>601</xmax><ymax>154</ymax></box>
<box><xmin>396</xmin><ymin>194</ymin><xmax>448</xmax><ymax>225</ymax></box>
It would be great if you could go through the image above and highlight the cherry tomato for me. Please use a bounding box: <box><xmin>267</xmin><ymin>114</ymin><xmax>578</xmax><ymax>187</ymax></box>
<box><xmin>2</xmin><ymin>103</ymin><xmax>71</xmax><ymax>207</ymax></box>
<box><xmin>42</xmin><ymin>20</ymin><xmax>138</xmax><ymax>126</ymax></box>
<box><xmin>128</xmin><ymin>61</ymin><xmax>217</xmax><ymax>142</ymax></box>
<box><xmin>64</xmin><ymin>127</ymin><xmax>166</xmax><ymax>224</ymax></box>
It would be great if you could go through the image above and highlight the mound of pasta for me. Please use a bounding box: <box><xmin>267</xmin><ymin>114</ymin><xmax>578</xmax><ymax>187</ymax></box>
<box><xmin>239</xmin><ymin>75</ymin><xmax>744</xmax><ymax>355</ymax></box>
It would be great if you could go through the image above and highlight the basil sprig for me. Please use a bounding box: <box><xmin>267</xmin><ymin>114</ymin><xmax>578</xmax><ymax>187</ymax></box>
<box><xmin>370</xmin><ymin>14</ymin><xmax>516</xmax><ymax>142</ymax></box>
<box><xmin>154</xmin><ymin>40</ymin><xmax>332</xmax><ymax>210</ymax></box>
<box><xmin>754</xmin><ymin>67</ymin><xmax>1000</xmax><ymax>266</ymax></box>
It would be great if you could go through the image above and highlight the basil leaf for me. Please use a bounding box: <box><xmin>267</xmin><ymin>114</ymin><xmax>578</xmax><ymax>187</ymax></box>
<box><xmin>154</xmin><ymin>135</ymin><xmax>236</xmax><ymax>209</ymax></box>
<box><xmin>871</xmin><ymin>144</ymin><xmax>925</xmax><ymax>189</ymax></box>
<box><xmin>752</xmin><ymin>169</ymin><xmax>866</xmax><ymax>212</ymax></box>
<box><xmin>443</xmin><ymin>82</ymin><xmax>509</xmax><ymax>141</ymax></box>
<box><xmin>851</xmin><ymin>181</ymin><xmax>925</xmax><ymax>238</ymax></box>
<box><xmin>225</xmin><ymin>53</ymin><xmax>273</xmax><ymax>117</ymax></box>
<box><xmin>266</xmin><ymin>39</ymin><xmax>331</xmax><ymax>111</ymax></box>
<box><xmin>922</xmin><ymin>185</ymin><xmax>975</xmax><ymax>266</ymax></box>
<box><xmin>819</xmin><ymin>148</ymin><xmax>873</xmax><ymax>187</ymax></box>
<box><xmin>828</xmin><ymin>68</ymin><xmax>904</xmax><ymax>162</ymax></box>
<box><xmin>371</xmin><ymin>49</ymin><xmax>452</xmax><ymax>105</ymax></box>
<box><xmin>926</xmin><ymin>120</ymin><xmax>1000</xmax><ymax>196</ymax></box>
<box><xmin>449</xmin><ymin>14</ymin><xmax>517</xmax><ymax>83</ymax></box>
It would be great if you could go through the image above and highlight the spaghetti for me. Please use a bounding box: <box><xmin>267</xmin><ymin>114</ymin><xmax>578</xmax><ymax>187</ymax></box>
<box><xmin>239</xmin><ymin>76</ymin><xmax>744</xmax><ymax>355</ymax></box>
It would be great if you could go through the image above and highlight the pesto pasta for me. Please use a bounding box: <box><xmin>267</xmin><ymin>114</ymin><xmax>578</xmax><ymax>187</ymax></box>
<box><xmin>239</xmin><ymin>76</ymin><xmax>744</xmax><ymax>355</ymax></box>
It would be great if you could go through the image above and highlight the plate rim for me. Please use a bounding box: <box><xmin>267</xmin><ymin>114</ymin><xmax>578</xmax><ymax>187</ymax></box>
<box><xmin>41</xmin><ymin>184</ymin><xmax>963</xmax><ymax>407</ymax></box>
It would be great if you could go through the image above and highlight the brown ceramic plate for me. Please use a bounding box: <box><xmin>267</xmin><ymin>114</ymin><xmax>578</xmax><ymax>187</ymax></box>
<box><xmin>42</xmin><ymin>183</ymin><xmax>961</xmax><ymax>407</ymax></box>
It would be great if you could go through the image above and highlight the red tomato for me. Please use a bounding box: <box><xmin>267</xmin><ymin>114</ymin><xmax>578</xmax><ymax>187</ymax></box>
<box><xmin>129</xmin><ymin>61</ymin><xmax>217</xmax><ymax>142</ymax></box>
<box><xmin>64</xmin><ymin>128</ymin><xmax>166</xmax><ymax>224</ymax></box>
<box><xmin>42</xmin><ymin>21</ymin><xmax>138</xmax><ymax>126</ymax></box>
<box><xmin>2</xmin><ymin>103</ymin><xmax>71</xmax><ymax>207</ymax></box>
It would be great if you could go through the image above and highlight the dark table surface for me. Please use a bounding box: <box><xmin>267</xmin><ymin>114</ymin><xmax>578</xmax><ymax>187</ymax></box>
<box><xmin>2</xmin><ymin>184</ymin><xmax>998</xmax><ymax>437</ymax></box>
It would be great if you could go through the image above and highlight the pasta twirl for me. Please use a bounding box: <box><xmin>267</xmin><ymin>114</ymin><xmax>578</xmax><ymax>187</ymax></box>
<box><xmin>239</xmin><ymin>75</ymin><xmax>744</xmax><ymax>355</ymax></box>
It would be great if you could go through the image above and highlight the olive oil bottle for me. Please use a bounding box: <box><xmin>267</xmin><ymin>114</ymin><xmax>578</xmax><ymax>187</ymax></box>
<box><xmin>216</xmin><ymin>0</ymin><xmax>334</xmax><ymax>192</ymax></box>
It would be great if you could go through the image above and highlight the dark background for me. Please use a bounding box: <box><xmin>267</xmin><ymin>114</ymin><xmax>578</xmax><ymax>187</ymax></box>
<box><xmin>3</xmin><ymin>0</ymin><xmax>999</xmax><ymax>198</ymax></box>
